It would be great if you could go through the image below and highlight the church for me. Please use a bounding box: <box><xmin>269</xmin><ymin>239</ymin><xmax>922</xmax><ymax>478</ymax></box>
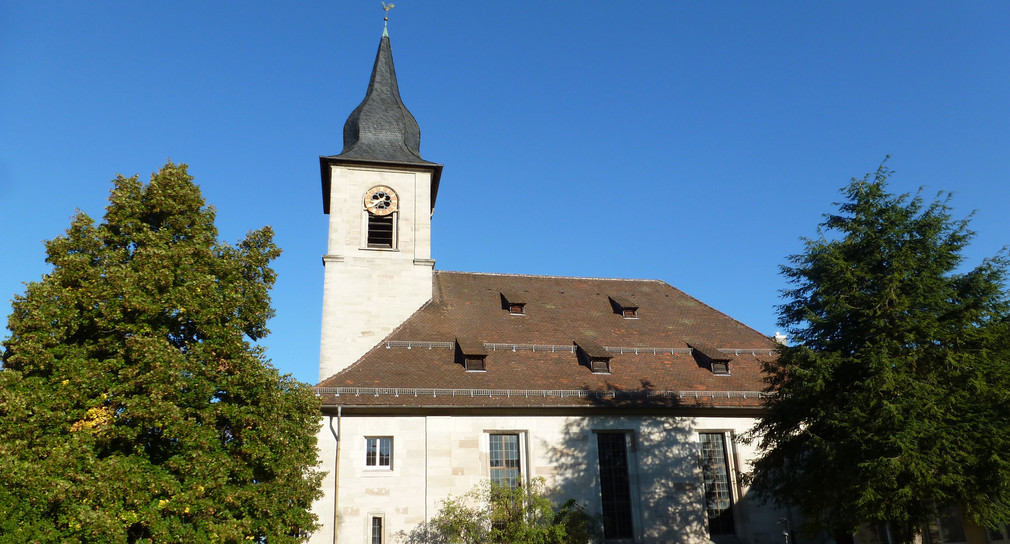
<box><xmin>308</xmin><ymin>27</ymin><xmax>791</xmax><ymax>544</ymax></box>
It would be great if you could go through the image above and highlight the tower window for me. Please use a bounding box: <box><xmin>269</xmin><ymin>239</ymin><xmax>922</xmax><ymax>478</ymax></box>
<box><xmin>366</xmin><ymin>214</ymin><xmax>395</xmax><ymax>248</ymax></box>
<box><xmin>363</xmin><ymin>185</ymin><xmax>398</xmax><ymax>249</ymax></box>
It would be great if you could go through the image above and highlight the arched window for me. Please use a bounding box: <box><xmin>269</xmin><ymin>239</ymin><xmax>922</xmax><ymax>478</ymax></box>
<box><xmin>363</xmin><ymin>186</ymin><xmax>398</xmax><ymax>249</ymax></box>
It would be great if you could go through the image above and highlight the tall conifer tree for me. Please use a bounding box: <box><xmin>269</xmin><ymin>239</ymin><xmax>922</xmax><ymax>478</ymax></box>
<box><xmin>751</xmin><ymin>164</ymin><xmax>1010</xmax><ymax>542</ymax></box>
<box><xmin>0</xmin><ymin>163</ymin><xmax>322</xmax><ymax>543</ymax></box>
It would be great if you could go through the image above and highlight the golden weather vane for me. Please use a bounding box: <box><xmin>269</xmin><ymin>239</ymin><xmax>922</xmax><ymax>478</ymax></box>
<box><xmin>381</xmin><ymin>2</ymin><xmax>395</xmax><ymax>22</ymax></box>
<box><xmin>381</xmin><ymin>1</ymin><xmax>395</xmax><ymax>33</ymax></box>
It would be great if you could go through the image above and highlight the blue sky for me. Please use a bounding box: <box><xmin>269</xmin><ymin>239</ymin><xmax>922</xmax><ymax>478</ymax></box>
<box><xmin>3</xmin><ymin>2</ymin><xmax>1009</xmax><ymax>385</ymax></box>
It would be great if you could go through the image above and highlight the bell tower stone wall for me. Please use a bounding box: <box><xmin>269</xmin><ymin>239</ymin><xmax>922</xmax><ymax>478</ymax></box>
<box><xmin>318</xmin><ymin>162</ymin><xmax>434</xmax><ymax>381</ymax></box>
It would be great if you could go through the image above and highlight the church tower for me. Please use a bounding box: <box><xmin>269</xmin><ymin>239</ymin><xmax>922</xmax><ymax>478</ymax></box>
<box><xmin>318</xmin><ymin>30</ymin><xmax>442</xmax><ymax>381</ymax></box>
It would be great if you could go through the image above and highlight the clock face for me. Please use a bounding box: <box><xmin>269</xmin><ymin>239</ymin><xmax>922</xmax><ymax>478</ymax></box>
<box><xmin>363</xmin><ymin>186</ymin><xmax>398</xmax><ymax>216</ymax></box>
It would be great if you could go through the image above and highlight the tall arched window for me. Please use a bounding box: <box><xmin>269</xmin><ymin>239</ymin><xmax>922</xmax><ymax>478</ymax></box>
<box><xmin>363</xmin><ymin>186</ymin><xmax>398</xmax><ymax>249</ymax></box>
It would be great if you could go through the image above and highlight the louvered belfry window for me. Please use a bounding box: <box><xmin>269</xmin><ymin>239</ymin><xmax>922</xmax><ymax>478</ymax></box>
<box><xmin>367</xmin><ymin>214</ymin><xmax>394</xmax><ymax>248</ymax></box>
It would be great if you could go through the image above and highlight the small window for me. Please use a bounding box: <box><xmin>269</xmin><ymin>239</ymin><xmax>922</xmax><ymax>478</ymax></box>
<box><xmin>509</xmin><ymin>303</ymin><xmax>525</xmax><ymax>315</ymax></box>
<box><xmin>365</xmin><ymin>437</ymin><xmax>392</xmax><ymax>469</ymax></box>
<box><xmin>712</xmin><ymin>361</ymin><xmax>730</xmax><ymax>375</ymax></box>
<box><xmin>370</xmin><ymin>516</ymin><xmax>384</xmax><ymax>544</ymax></box>
<box><xmin>591</xmin><ymin>358</ymin><xmax>611</xmax><ymax>374</ymax></box>
<box><xmin>489</xmin><ymin>434</ymin><xmax>521</xmax><ymax>488</ymax></box>
<box><xmin>465</xmin><ymin>356</ymin><xmax>486</xmax><ymax>372</ymax></box>
<box><xmin>366</xmin><ymin>214</ymin><xmax>395</xmax><ymax>248</ymax></box>
<box><xmin>986</xmin><ymin>524</ymin><xmax>1010</xmax><ymax>543</ymax></box>
<box><xmin>608</xmin><ymin>296</ymin><xmax>638</xmax><ymax>319</ymax></box>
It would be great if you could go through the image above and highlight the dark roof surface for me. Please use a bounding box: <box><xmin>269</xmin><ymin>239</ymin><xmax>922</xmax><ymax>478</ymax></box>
<box><xmin>321</xmin><ymin>34</ymin><xmax>443</xmax><ymax>214</ymax></box>
<box><xmin>333</xmin><ymin>35</ymin><xmax>433</xmax><ymax>166</ymax></box>
<box><xmin>317</xmin><ymin>271</ymin><xmax>776</xmax><ymax>409</ymax></box>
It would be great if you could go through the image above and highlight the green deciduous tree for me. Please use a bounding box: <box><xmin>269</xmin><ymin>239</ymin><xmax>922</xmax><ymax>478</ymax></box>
<box><xmin>399</xmin><ymin>479</ymin><xmax>600</xmax><ymax>544</ymax></box>
<box><xmin>749</xmin><ymin>163</ymin><xmax>1010</xmax><ymax>543</ymax></box>
<box><xmin>0</xmin><ymin>162</ymin><xmax>322</xmax><ymax>544</ymax></box>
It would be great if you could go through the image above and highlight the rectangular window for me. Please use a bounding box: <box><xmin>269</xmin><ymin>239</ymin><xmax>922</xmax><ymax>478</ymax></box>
<box><xmin>986</xmin><ymin>524</ymin><xmax>1009</xmax><ymax>543</ymax></box>
<box><xmin>489</xmin><ymin>434</ymin><xmax>521</xmax><ymax>487</ymax></box>
<box><xmin>465</xmin><ymin>356</ymin><xmax>486</xmax><ymax>371</ymax></box>
<box><xmin>597</xmin><ymin>432</ymin><xmax>634</xmax><ymax>540</ymax></box>
<box><xmin>934</xmin><ymin>507</ymin><xmax>967</xmax><ymax>544</ymax></box>
<box><xmin>365</xmin><ymin>437</ymin><xmax>392</xmax><ymax>469</ymax></box>
<box><xmin>370</xmin><ymin>516</ymin><xmax>383</xmax><ymax>544</ymax></box>
<box><xmin>699</xmin><ymin>432</ymin><xmax>735</xmax><ymax>535</ymax></box>
<box><xmin>590</xmin><ymin>358</ymin><xmax>611</xmax><ymax>374</ymax></box>
<box><xmin>366</xmin><ymin>214</ymin><xmax>395</xmax><ymax>248</ymax></box>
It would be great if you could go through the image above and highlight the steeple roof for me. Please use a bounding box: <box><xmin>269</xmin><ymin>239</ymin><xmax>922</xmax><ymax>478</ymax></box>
<box><xmin>335</xmin><ymin>34</ymin><xmax>434</xmax><ymax>165</ymax></box>
<box><xmin>321</xmin><ymin>33</ymin><xmax>442</xmax><ymax>214</ymax></box>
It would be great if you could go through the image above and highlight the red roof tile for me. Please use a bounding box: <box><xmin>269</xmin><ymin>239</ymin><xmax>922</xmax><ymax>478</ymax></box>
<box><xmin>316</xmin><ymin>271</ymin><xmax>776</xmax><ymax>409</ymax></box>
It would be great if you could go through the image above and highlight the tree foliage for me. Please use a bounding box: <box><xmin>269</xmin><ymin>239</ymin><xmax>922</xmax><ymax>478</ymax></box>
<box><xmin>0</xmin><ymin>162</ymin><xmax>322</xmax><ymax>543</ymax></box>
<box><xmin>399</xmin><ymin>479</ymin><xmax>600</xmax><ymax>544</ymax></box>
<box><xmin>749</xmin><ymin>163</ymin><xmax>1010</xmax><ymax>542</ymax></box>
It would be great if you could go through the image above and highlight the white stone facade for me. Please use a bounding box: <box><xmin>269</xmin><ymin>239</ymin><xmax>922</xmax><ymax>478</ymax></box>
<box><xmin>309</xmin><ymin>412</ymin><xmax>792</xmax><ymax>544</ymax></box>
<box><xmin>318</xmin><ymin>163</ymin><xmax>435</xmax><ymax>381</ymax></box>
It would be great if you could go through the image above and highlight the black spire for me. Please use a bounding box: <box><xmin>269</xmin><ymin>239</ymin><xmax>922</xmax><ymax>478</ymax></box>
<box><xmin>321</xmin><ymin>32</ymin><xmax>442</xmax><ymax>214</ymax></box>
<box><xmin>334</xmin><ymin>34</ymin><xmax>433</xmax><ymax>165</ymax></box>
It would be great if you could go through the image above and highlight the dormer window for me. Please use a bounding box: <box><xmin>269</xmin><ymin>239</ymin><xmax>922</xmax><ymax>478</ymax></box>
<box><xmin>464</xmin><ymin>356</ymin><xmax>486</xmax><ymax>372</ymax></box>
<box><xmin>690</xmin><ymin>344</ymin><xmax>732</xmax><ymax>375</ymax></box>
<box><xmin>363</xmin><ymin>186</ymin><xmax>398</xmax><ymax>249</ymax></box>
<box><xmin>575</xmin><ymin>340</ymin><xmax>613</xmax><ymax>374</ymax></box>
<box><xmin>455</xmin><ymin>337</ymin><xmax>487</xmax><ymax>372</ymax></box>
<box><xmin>500</xmin><ymin>291</ymin><xmax>526</xmax><ymax>316</ymax></box>
<box><xmin>608</xmin><ymin>296</ymin><xmax>639</xmax><ymax>319</ymax></box>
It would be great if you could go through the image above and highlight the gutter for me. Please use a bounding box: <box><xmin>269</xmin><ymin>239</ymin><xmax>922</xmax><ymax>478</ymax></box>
<box><xmin>330</xmin><ymin>406</ymin><xmax>342</xmax><ymax>544</ymax></box>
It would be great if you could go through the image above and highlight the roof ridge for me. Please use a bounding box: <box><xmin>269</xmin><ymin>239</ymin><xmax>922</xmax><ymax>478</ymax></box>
<box><xmin>434</xmin><ymin>269</ymin><xmax>666</xmax><ymax>283</ymax></box>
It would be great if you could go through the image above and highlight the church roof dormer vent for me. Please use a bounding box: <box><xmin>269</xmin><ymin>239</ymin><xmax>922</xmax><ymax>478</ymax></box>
<box><xmin>608</xmin><ymin>296</ymin><xmax>639</xmax><ymax>319</ymax></box>
<box><xmin>575</xmin><ymin>339</ymin><xmax>612</xmax><ymax>374</ymax></box>
<box><xmin>455</xmin><ymin>337</ymin><xmax>488</xmax><ymax>372</ymax></box>
<box><xmin>500</xmin><ymin>291</ymin><xmax>526</xmax><ymax>315</ymax></box>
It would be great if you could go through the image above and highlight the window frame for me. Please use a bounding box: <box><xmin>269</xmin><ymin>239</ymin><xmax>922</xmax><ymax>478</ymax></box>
<box><xmin>368</xmin><ymin>514</ymin><xmax>385</xmax><ymax>544</ymax></box>
<box><xmin>364</xmin><ymin>436</ymin><xmax>393</xmax><ymax>470</ymax></box>
<box><xmin>698</xmin><ymin>430</ymin><xmax>738</xmax><ymax>536</ymax></box>
<box><xmin>487</xmin><ymin>432</ymin><xmax>524</xmax><ymax>488</ymax></box>
<box><xmin>595</xmin><ymin>431</ymin><xmax>635</xmax><ymax>540</ymax></box>
<box><xmin>464</xmin><ymin>356</ymin><xmax>486</xmax><ymax>372</ymax></box>
<box><xmin>364</xmin><ymin>211</ymin><xmax>397</xmax><ymax>249</ymax></box>
<box><xmin>986</xmin><ymin>524</ymin><xmax>1010</xmax><ymax>544</ymax></box>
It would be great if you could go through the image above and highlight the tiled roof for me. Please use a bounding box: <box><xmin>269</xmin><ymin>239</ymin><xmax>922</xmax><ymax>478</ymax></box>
<box><xmin>316</xmin><ymin>271</ymin><xmax>776</xmax><ymax>409</ymax></box>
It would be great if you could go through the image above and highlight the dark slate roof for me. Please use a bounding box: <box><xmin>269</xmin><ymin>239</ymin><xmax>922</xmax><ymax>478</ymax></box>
<box><xmin>316</xmin><ymin>271</ymin><xmax>777</xmax><ymax>410</ymax></box>
<box><xmin>321</xmin><ymin>34</ymin><xmax>443</xmax><ymax>213</ymax></box>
